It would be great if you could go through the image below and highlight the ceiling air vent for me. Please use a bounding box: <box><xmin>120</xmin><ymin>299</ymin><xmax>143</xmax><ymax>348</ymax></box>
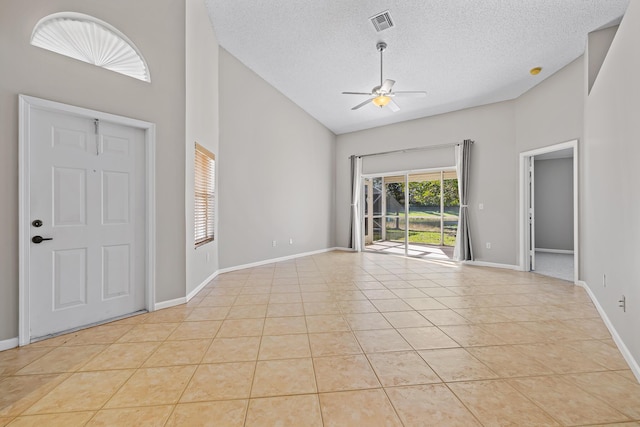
<box><xmin>370</xmin><ymin>11</ymin><xmax>394</xmax><ymax>32</ymax></box>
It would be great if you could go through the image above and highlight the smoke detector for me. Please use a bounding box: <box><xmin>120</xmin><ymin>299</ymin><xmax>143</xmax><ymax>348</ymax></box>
<box><xmin>370</xmin><ymin>11</ymin><xmax>394</xmax><ymax>32</ymax></box>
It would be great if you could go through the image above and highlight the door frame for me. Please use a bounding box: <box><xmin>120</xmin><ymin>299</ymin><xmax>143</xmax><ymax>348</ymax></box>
<box><xmin>361</xmin><ymin>166</ymin><xmax>457</xmax><ymax>257</ymax></box>
<box><xmin>18</xmin><ymin>95</ymin><xmax>157</xmax><ymax>345</ymax></box>
<box><xmin>528</xmin><ymin>156</ymin><xmax>536</xmax><ymax>271</ymax></box>
<box><xmin>519</xmin><ymin>139</ymin><xmax>578</xmax><ymax>283</ymax></box>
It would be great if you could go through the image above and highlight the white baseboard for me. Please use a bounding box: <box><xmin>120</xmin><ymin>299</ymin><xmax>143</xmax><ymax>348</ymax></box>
<box><xmin>577</xmin><ymin>280</ymin><xmax>640</xmax><ymax>383</ymax></box>
<box><xmin>187</xmin><ymin>270</ymin><xmax>220</xmax><ymax>302</ymax></box>
<box><xmin>159</xmin><ymin>248</ymin><xmax>350</xmax><ymax>308</ymax></box>
<box><xmin>154</xmin><ymin>297</ymin><xmax>187</xmax><ymax>311</ymax></box>
<box><xmin>217</xmin><ymin>247</ymin><xmax>340</xmax><ymax>275</ymax></box>
<box><xmin>0</xmin><ymin>337</ymin><xmax>19</xmax><ymax>351</ymax></box>
<box><xmin>462</xmin><ymin>260</ymin><xmax>521</xmax><ymax>271</ymax></box>
<box><xmin>536</xmin><ymin>248</ymin><xmax>574</xmax><ymax>254</ymax></box>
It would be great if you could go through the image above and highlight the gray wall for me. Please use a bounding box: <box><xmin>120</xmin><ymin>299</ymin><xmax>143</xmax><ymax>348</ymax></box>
<box><xmin>362</xmin><ymin>148</ymin><xmax>455</xmax><ymax>175</ymax></box>
<box><xmin>534</xmin><ymin>158</ymin><xmax>574</xmax><ymax>251</ymax></box>
<box><xmin>218</xmin><ymin>49</ymin><xmax>336</xmax><ymax>268</ymax></box>
<box><xmin>0</xmin><ymin>0</ymin><xmax>187</xmax><ymax>341</ymax></box>
<box><xmin>336</xmin><ymin>56</ymin><xmax>585</xmax><ymax>267</ymax></box>
<box><xmin>584</xmin><ymin>1</ymin><xmax>640</xmax><ymax>369</ymax></box>
<box><xmin>336</xmin><ymin>101</ymin><xmax>517</xmax><ymax>265</ymax></box>
<box><xmin>2</xmin><ymin>0</ymin><xmax>637</xmax><ymax>371</ymax></box>
<box><xmin>588</xmin><ymin>26</ymin><xmax>619</xmax><ymax>94</ymax></box>
<box><xmin>515</xmin><ymin>58</ymin><xmax>584</xmax><ymax>154</ymax></box>
<box><xmin>514</xmin><ymin>57</ymin><xmax>584</xmax><ymax>272</ymax></box>
<box><xmin>185</xmin><ymin>0</ymin><xmax>219</xmax><ymax>295</ymax></box>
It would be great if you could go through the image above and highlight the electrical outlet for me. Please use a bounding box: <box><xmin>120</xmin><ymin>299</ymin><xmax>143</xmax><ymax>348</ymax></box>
<box><xmin>272</xmin><ymin>240</ymin><xmax>277</xmax><ymax>247</ymax></box>
<box><xmin>289</xmin><ymin>238</ymin><xmax>293</xmax><ymax>245</ymax></box>
<box><xmin>603</xmin><ymin>273</ymin><xmax>606</xmax><ymax>288</ymax></box>
<box><xmin>486</xmin><ymin>242</ymin><xmax>491</xmax><ymax>249</ymax></box>
<box><xmin>479</xmin><ymin>203</ymin><xmax>484</xmax><ymax>210</ymax></box>
<box><xmin>206</xmin><ymin>252</ymin><xmax>210</xmax><ymax>263</ymax></box>
<box><xmin>619</xmin><ymin>295</ymin><xmax>626</xmax><ymax>312</ymax></box>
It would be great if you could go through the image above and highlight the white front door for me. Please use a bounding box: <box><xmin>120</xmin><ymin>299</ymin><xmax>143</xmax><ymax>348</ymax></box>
<box><xmin>27</xmin><ymin>107</ymin><xmax>146</xmax><ymax>340</ymax></box>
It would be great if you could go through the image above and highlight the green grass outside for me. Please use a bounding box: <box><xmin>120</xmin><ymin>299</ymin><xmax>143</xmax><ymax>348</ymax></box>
<box><xmin>386</xmin><ymin>229</ymin><xmax>457</xmax><ymax>246</ymax></box>
<box><xmin>387</xmin><ymin>207</ymin><xmax>459</xmax><ymax>219</ymax></box>
<box><xmin>384</xmin><ymin>217</ymin><xmax>457</xmax><ymax>234</ymax></box>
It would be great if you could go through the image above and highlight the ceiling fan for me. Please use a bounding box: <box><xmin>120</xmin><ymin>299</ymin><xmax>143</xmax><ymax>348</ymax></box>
<box><xmin>343</xmin><ymin>42</ymin><xmax>427</xmax><ymax>112</ymax></box>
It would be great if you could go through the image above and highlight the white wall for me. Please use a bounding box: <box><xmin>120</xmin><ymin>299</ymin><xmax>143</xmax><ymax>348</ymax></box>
<box><xmin>534</xmin><ymin>158</ymin><xmax>574</xmax><ymax>251</ymax></box>
<box><xmin>584</xmin><ymin>1</ymin><xmax>640</xmax><ymax>370</ymax></box>
<box><xmin>218</xmin><ymin>49</ymin><xmax>336</xmax><ymax>269</ymax></box>
<box><xmin>185</xmin><ymin>0</ymin><xmax>219</xmax><ymax>296</ymax></box>
<box><xmin>0</xmin><ymin>0</ymin><xmax>187</xmax><ymax>341</ymax></box>
<box><xmin>336</xmin><ymin>102</ymin><xmax>517</xmax><ymax>265</ymax></box>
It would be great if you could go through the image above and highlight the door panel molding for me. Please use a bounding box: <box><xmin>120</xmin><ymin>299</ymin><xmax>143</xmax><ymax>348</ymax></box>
<box><xmin>18</xmin><ymin>95</ymin><xmax>156</xmax><ymax>345</ymax></box>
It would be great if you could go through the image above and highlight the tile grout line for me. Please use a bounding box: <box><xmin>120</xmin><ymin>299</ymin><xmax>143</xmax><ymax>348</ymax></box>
<box><xmin>350</xmin><ymin>279</ymin><xmax>416</xmax><ymax>427</ymax></box>
<box><xmin>298</xmin><ymin>267</ymin><xmax>326</xmax><ymax>427</ymax></box>
<box><xmin>4</xmin><ymin>251</ymin><xmax>637</xmax><ymax>425</ymax></box>
<box><xmin>162</xmin><ymin>305</ymin><xmax>228</xmax><ymax>426</ymax></box>
<box><xmin>83</xmin><ymin>320</ymin><xmax>183</xmax><ymax>425</ymax></box>
<box><xmin>13</xmin><ymin>334</ymin><xmax>127</xmax><ymax>420</ymax></box>
<box><xmin>241</xmin><ymin>271</ymin><xmax>273</xmax><ymax>427</ymax></box>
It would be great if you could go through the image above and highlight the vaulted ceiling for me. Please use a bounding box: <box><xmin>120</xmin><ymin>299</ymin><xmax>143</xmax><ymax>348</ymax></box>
<box><xmin>206</xmin><ymin>0</ymin><xmax>629</xmax><ymax>135</ymax></box>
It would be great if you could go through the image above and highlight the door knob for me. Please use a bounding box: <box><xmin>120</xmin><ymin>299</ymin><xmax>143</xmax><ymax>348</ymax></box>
<box><xmin>32</xmin><ymin>235</ymin><xmax>53</xmax><ymax>244</ymax></box>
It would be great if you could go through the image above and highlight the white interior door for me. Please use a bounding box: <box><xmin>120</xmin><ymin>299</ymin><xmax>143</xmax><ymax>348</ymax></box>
<box><xmin>27</xmin><ymin>107</ymin><xmax>146</xmax><ymax>340</ymax></box>
<box><xmin>528</xmin><ymin>156</ymin><xmax>536</xmax><ymax>271</ymax></box>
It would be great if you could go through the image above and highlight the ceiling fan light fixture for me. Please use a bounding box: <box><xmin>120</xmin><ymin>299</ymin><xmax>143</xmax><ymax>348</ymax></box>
<box><xmin>344</xmin><ymin>42</ymin><xmax>426</xmax><ymax>112</ymax></box>
<box><xmin>373</xmin><ymin>95</ymin><xmax>391</xmax><ymax>107</ymax></box>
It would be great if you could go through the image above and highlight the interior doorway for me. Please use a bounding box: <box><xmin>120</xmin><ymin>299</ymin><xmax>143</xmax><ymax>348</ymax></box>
<box><xmin>520</xmin><ymin>140</ymin><xmax>578</xmax><ymax>282</ymax></box>
<box><xmin>362</xmin><ymin>169</ymin><xmax>458</xmax><ymax>259</ymax></box>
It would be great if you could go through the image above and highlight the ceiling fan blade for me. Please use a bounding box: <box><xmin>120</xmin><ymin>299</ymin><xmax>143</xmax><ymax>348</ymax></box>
<box><xmin>380</xmin><ymin>79</ymin><xmax>395</xmax><ymax>93</ymax></box>
<box><xmin>352</xmin><ymin>98</ymin><xmax>375</xmax><ymax>110</ymax></box>
<box><xmin>388</xmin><ymin>99</ymin><xmax>400</xmax><ymax>112</ymax></box>
<box><xmin>392</xmin><ymin>91</ymin><xmax>427</xmax><ymax>97</ymax></box>
<box><xmin>342</xmin><ymin>91</ymin><xmax>373</xmax><ymax>95</ymax></box>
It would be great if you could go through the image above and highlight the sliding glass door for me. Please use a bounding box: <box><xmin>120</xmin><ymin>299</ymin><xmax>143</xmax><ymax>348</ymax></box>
<box><xmin>442</xmin><ymin>173</ymin><xmax>460</xmax><ymax>246</ymax></box>
<box><xmin>363</xmin><ymin>169</ymin><xmax>458</xmax><ymax>258</ymax></box>
<box><xmin>363</xmin><ymin>177</ymin><xmax>382</xmax><ymax>245</ymax></box>
<box><xmin>383</xmin><ymin>176</ymin><xmax>407</xmax><ymax>254</ymax></box>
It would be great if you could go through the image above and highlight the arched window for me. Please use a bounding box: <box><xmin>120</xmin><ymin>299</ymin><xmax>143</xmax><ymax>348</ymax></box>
<box><xmin>31</xmin><ymin>12</ymin><xmax>150</xmax><ymax>82</ymax></box>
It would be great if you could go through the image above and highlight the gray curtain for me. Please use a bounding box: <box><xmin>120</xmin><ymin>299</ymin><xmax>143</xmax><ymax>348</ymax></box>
<box><xmin>454</xmin><ymin>139</ymin><xmax>473</xmax><ymax>261</ymax></box>
<box><xmin>349</xmin><ymin>155</ymin><xmax>363</xmax><ymax>251</ymax></box>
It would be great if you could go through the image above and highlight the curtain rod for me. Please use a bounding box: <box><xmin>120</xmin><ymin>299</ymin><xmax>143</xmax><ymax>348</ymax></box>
<box><xmin>352</xmin><ymin>140</ymin><xmax>473</xmax><ymax>159</ymax></box>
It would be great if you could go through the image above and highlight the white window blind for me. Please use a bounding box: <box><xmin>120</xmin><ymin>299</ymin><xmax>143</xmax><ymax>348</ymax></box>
<box><xmin>195</xmin><ymin>143</ymin><xmax>215</xmax><ymax>247</ymax></box>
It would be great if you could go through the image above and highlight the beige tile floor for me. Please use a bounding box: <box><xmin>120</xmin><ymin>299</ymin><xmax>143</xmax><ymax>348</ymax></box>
<box><xmin>1</xmin><ymin>251</ymin><xmax>640</xmax><ymax>426</ymax></box>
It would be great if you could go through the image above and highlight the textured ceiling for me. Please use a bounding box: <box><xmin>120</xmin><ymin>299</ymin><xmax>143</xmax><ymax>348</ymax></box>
<box><xmin>205</xmin><ymin>0</ymin><xmax>629</xmax><ymax>135</ymax></box>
